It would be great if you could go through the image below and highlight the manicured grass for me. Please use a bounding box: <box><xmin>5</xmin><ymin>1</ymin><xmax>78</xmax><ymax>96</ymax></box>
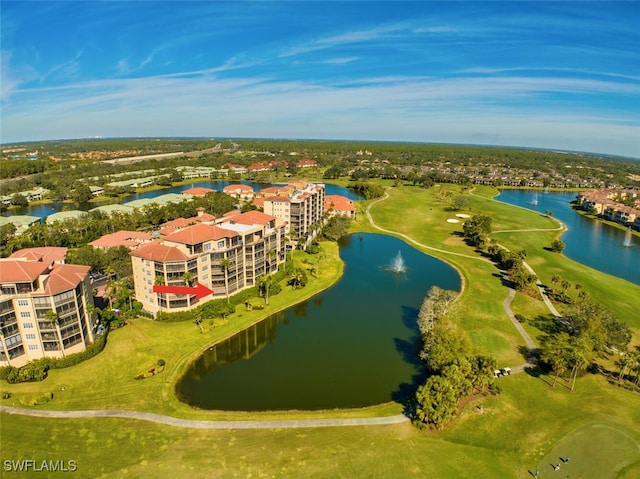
<box><xmin>2</xmin><ymin>374</ymin><xmax>639</xmax><ymax>478</ymax></box>
<box><xmin>2</xmin><ymin>183</ymin><xmax>640</xmax><ymax>478</ymax></box>
<box><xmin>537</xmin><ymin>422</ymin><xmax>640</xmax><ymax>478</ymax></box>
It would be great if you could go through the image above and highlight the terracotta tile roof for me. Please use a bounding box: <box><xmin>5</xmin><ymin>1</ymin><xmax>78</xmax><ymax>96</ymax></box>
<box><xmin>161</xmin><ymin>217</ymin><xmax>199</xmax><ymax>229</ymax></box>
<box><xmin>252</xmin><ymin>198</ymin><xmax>265</xmax><ymax>208</ymax></box>
<box><xmin>182</xmin><ymin>187</ymin><xmax>215</xmax><ymax>197</ymax></box>
<box><xmin>264</xmin><ymin>196</ymin><xmax>291</xmax><ymax>203</ymax></box>
<box><xmin>164</xmin><ymin>223</ymin><xmax>237</xmax><ymax>245</ymax></box>
<box><xmin>9</xmin><ymin>247</ymin><xmax>68</xmax><ymax>264</ymax></box>
<box><xmin>0</xmin><ymin>260</ymin><xmax>50</xmax><ymax>283</ymax></box>
<box><xmin>194</xmin><ymin>212</ymin><xmax>216</xmax><ymax>222</ymax></box>
<box><xmin>130</xmin><ymin>242</ymin><xmax>191</xmax><ymax>261</ymax></box>
<box><xmin>223</xmin><ymin>184</ymin><xmax>254</xmax><ymax>193</ymax></box>
<box><xmin>42</xmin><ymin>264</ymin><xmax>90</xmax><ymax>295</ymax></box>
<box><xmin>89</xmin><ymin>231</ymin><xmax>153</xmax><ymax>249</ymax></box>
<box><xmin>325</xmin><ymin>195</ymin><xmax>355</xmax><ymax>212</ymax></box>
<box><xmin>228</xmin><ymin>210</ymin><xmax>276</xmax><ymax>226</ymax></box>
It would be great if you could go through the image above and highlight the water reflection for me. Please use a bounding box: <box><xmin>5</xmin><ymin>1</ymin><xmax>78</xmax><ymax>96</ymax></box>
<box><xmin>184</xmin><ymin>313</ymin><xmax>281</xmax><ymax>381</ymax></box>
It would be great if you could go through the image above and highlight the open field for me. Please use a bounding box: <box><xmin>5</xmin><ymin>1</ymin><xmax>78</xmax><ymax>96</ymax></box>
<box><xmin>2</xmin><ymin>182</ymin><xmax>639</xmax><ymax>477</ymax></box>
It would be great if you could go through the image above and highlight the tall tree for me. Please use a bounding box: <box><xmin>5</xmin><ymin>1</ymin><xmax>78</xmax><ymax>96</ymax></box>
<box><xmin>44</xmin><ymin>309</ymin><xmax>65</xmax><ymax>357</ymax></box>
<box><xmin>220</xmin><ymin>258</ymin><xmax>231</xmax><ymax>304</ymax></box>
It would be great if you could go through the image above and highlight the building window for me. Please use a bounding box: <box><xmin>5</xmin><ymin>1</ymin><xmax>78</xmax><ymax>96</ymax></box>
<box><xmin>218</xmin><ymin>240</ymin><xmax>225</xmax><ymax>248</ymax></box>
<box><xmin>23</xmin><ymin>322</ymin><xmax>34</xmax><ymax>329</ymax></box>
<box><xmin>204</xmin><ymin>243</ymin><xmax>211</xmax><ymax>252</ymax></box>
<box><xmin>17</xmin><ymin>299</ymin><xmax>29</xmax><ymax>307</ymax></box>
<box><xmin>20</xmin><ymin>311</ymin><xmax>32</xmax><ymax>318</ymax></box>
<box><xmin>202</xmin><ymin>265</ymin><xmax>209</xmax><ymax>271</ymax></box>
<box><xmin>26</xmin><ymin>334</ymin><xmax>36</xmax><ymax>340</ymax></box>
<box><xmin>28</xmin><ymin>344</ymin><xmax>39</xmax><ymax>351</ymax></box>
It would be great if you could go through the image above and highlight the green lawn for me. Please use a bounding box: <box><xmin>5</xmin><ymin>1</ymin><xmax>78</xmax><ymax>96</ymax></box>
<box><xmin>2</xmin><ymin>375</ymin><xmax>639</xmax><ymax>479</ymax></box>
<box><xmin>2</xmin><ymin>183</ymin><xmax>640</xmax><ymax>478</ymax></box>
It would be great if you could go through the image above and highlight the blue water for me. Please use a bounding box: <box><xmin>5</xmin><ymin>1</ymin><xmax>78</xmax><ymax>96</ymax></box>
<box><xmin>175</xmin><ymin>233</ymin><xmax>461</xmax><ymax>411</ymax></box>
<box><xmin>3</xmin><ymin>181</ymin><xmax>362</xmax><ymax>219</ymax></box>
<box><xmin>496</xmin><ymin>190</ymin><xmax>639</xmax><ymax>285</ymax></box>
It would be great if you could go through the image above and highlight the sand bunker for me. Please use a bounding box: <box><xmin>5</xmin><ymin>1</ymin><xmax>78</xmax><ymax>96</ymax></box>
<box><xmin>455</xmin><ymin>213</ymin><xmax>471</xmax><ymax>218</ymax></box>
<box><xmin>447</xmin><ymin>218</ymin><xmax>460</xmax><ymax>223</ymax></box>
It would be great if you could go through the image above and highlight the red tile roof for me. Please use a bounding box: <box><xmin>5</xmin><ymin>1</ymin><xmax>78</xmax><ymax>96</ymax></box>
<box><xmin>161</xmin><ymin>217</ymin><xmax>199</xmax><ymax>229</ymax></box>
<box><xmin>182</xmin><ymin>187</ymin><xmax>215</xmax><ymax>197</ymax></box>
<box><xmin>223</xmin><ymin>184</ymin><xmax>254</xmax><ymax>193</ymax></box>
<box><xmin>9</xmin><ymin>247</ymin><xmax>68</xmax><ymax>264</ymax></box>
<box><xmin>0</xmin><ymin>260</ymin><xmax>50</xmax><ymax>284</ymax></box>
<box><xmin>164</xmin><ymin>223</ymin><xmax>237</xmax><ymax>245</ymax></box>
<box><xmin>89</xmin><ymin>231</ymin><xmax>153</xmax><ymax>249</ymax></box>
<box><xmin>130</xmin><ymin>242</ymin><xmax>191</xmax><ymax>262</ymax></box>
<box><xmin>228</xmin><ymin>210</ymin><xmax>276</xmax><ymax>226</ymax></box>
<box><xmin>264</xmin><ymin>196</ymin><xmax>291</xmax><ymax>203</ymax></box>
<box><xmin>41</xmin><ymin>264</ymin><xmax>90</xmax><ymax>295</ymax></box>
<box><xmin>325</xmin><ymin>195</ymin><xmax>355</xmax><ymax>212</ymax></box>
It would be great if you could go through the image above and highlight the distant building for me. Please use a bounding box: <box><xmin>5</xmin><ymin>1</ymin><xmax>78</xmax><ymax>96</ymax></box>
<box><xmin>182</xmin><ymin>187</ymin><xmax>215</xmax><ymax>198</ymax></box>
<box><xmin>324</xmin><ymin>195</ymin><xmax>356</xmax><ymax>219</ymax></box>
<box><xmin>223</xmin><ymin>184</ymin><xmax>255</xmax><ymax>201</ymax></box>
<box><xmin>89</xmin><ymin>231</ymin><xmax>154</xmax><ymax>251</ymax></box>
<box><xmin>0</xmin><ymin>247</ymin><xmax>97</xmax><ymax>367</ymax></box>
<box><xmin>262</xmin><ymin>181</ymin><xmax>326</xmax><ymax>245</ymax></box>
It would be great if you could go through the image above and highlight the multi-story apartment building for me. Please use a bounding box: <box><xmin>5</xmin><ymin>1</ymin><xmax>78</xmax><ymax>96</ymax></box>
<box><xmin>130</xmin><ymin>210</ymin><xmax>286</xmax><ymax>315</ymax></box>
<box><xmin>263</xmin><ymin>181</ymin><xmax>325</xmax><ymax>245</ymax></box>
<box><xmin>0</xmin><ymin>247</ymin><xmax>97</xmax><ymax>368</ymax></box>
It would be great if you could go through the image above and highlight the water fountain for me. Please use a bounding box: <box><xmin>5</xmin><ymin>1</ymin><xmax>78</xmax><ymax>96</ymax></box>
<box><xmin>623</xmin><ymin>226</ymin><xmax>633</xmax><ymax>247</ymax></box>
<box><xmin>389</xmin><ymin>250</ymin><xmax>407</xmax><ymax>273</ymax></box>
<box><xmin>531</xmin><ymin>192</ymin><xmax>539</xmax><ymax>206</ymax></box>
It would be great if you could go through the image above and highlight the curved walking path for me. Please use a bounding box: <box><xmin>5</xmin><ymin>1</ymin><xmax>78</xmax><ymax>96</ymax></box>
<box><xmin>0</xmin><ymin>406</ymin><xmax>408</xmax><ymax>429</ymax></box>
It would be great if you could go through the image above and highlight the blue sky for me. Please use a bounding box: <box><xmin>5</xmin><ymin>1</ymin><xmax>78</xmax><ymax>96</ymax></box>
<box><xmin>2</xmin><ymin>1</ymin><xmax>639</xmax><ymax>158</ymax></box>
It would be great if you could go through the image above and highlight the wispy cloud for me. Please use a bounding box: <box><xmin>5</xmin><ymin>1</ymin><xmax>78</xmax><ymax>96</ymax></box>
<box><xmin>321</xmin><ymin>57</ymin><xmax>359</xmax><ymax>65</ymax></box>
<box><xmin>280</xmin><ymin>24</ymin><xmax>406</xmax><ymax>57</ymax></box>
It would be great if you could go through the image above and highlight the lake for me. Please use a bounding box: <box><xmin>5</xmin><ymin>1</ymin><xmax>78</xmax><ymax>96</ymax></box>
<box><xmin>2</xmin><ymin>181</ymin><xmax>362</xmax><ymax>219</ymax></box>
<box><xmin>174</xmin><ymin>233</ymin><xmax>461</xmax><ymax>411</ymax></box>
<box><xmin>495</xmin><ymin>189</ymin><xmax>639</xmax><ymax>285</ymax></box>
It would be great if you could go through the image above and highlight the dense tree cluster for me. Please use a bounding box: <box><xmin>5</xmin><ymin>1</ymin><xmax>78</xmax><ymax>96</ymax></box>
<box><xmin>539</xmin><ymin>300</ymin><xmax>632</xmax><ymax>390</ymax></box>
<box><xmin>413</xmin><ymin>287</ymin><xmax>498</xmax><ymax>430</ymax></box>
<box><xmin>462</xmin><ymin>214</ymin><xmax>492</xmax><ymax>248</ymax></box>
<box><xmin>349</xmin><ymin>182</ymin><xmax>385</xmax><ymax>199</ymax></box>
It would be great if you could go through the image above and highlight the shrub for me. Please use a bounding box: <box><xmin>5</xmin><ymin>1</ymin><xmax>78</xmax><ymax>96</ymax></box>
<box><xmin>18</xmin><ymin>392</ymin><xmax>54</xmax><ymax>406</ymax></box>
<box><xmin>0</xmin><ymin>366</ymin><xmax>17</xmax><ymax>381</ymax></box>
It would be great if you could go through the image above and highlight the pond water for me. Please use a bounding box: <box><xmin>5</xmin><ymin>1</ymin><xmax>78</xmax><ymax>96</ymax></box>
<box><xmin>174</xmin><ymin>233</ymin><xmax>461</xmax><ymax>411</ymax></box>
<box><xmin>2</xmin><ymin>181</ymin><xmax>362</xmax><ymax>219</ymax></box>
<box><xmin>495</xmin><ymin>189</ymin><xmax>639</xmax><ymax>285</ymax></box>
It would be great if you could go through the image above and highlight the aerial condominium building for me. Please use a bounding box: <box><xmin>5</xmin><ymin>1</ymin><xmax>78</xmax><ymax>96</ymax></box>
<box><xmin>0</xmin><ymin>247</ymin><xmax>97</xmax><ymax>368</ymax></box>
<box><xmin>130</xmin><ymin>210</ymin><xmax>286</xmax><ymax>315</ymax></box>
<box><xmin>262</xmin><ymin>181</ymin><xmax>325</xmax><ymax>245</ymax></box>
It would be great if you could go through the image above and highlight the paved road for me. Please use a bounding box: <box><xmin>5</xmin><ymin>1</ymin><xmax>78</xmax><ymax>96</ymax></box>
<box><xmin>0</xmin><ymin>406</ymin><xmax>408</xmax><ymax>429</ymax></box>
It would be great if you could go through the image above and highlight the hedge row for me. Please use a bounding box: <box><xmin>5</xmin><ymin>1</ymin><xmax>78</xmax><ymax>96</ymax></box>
<box><xmin>0</xmin><ymin>330</ymin><xmax>109</xmax><ymax>384</ymax></box>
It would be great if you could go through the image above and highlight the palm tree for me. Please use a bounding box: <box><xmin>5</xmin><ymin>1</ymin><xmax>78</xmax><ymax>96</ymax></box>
<box><xmin>220</xmin><ymin>258</ymin><xmax>231</xmax><ymax>304</ymax></box>
<box><xmin>182</xmin><ymin>271</ymin><xmax>193</xmax><ymax>286</ymax></box>
<box><xmin>45</xmin><ymin>309</ymin><xmax>65</xmax><ymax>357</ymax></box>
<box><xmin>260</xmin><ymin>274</ymin><xmax>273</xmax><ymax>305</ymax></box>
<box><xmin>266</xmin><ymin>249</ymin><xmax>277</xmax><ymax>273</ymax></box>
